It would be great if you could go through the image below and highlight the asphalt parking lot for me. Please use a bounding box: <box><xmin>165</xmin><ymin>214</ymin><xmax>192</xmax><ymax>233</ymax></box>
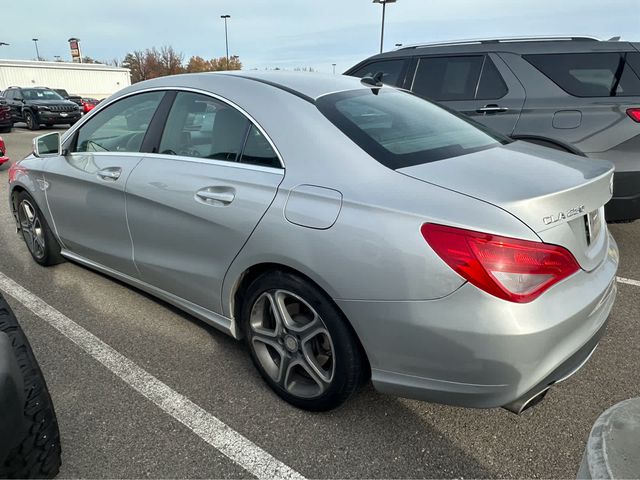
<box><xmin>0</xmin><ymin>126</ymin><xmax>639</xmax><ymax>479</ymax></box>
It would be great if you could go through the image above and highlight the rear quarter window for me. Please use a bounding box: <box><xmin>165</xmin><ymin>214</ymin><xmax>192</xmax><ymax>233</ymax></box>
<box><xmin>524</xmin><ymin>52</ymin><xmax>640</xmax><ymax>97</ymax></box>
<box><xmin>349</xmin><ymin>59</ymin><xmax>407</xmax><ymax>87</ymax></box>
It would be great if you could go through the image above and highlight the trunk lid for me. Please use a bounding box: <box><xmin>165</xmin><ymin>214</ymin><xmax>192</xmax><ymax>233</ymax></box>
<box><xmin>398</xmin><ymin>141</ymin><xmax>614</xmax><ymax>271</ymax></box>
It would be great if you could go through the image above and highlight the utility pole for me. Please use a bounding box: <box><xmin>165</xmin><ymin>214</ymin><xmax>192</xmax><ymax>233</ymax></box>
<box><xmin>32</xmin><ymin>38</ymin><xmax>40</xmax><ymax>61</ymax></box>
<box><xmin>373</xmin><ymin>0</ymin><xmax>397</xmax><ymax>54</ymax></box>
<box><xmin>221</xmin><ymin>15</ymin><xmax>231</xmax><ymax>70</ymax></box>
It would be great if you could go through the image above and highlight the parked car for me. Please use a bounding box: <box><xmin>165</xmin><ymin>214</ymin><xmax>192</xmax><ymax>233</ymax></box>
<box><xmin>80</xmin><ymin>98</ymin><xmax>99</xmax><ymax>113</ymax></box>
<box><xmin>9</xmin><ymin>72</ymin><xmax>618</xmax><ymax>412</ymax></box>
<box><xmin>0</xmin><ymin>136</ymin><xmax>9</xmax><ymax>168</ymax></box>
<box><xmin>346</xmin><ymin>35</ymin><xmax>640</xmax><ymax>222</ymax></box>
<box><xmin>53</xmin><ymin>88</ymin><xmax>83</xmax><ymax>108</ymax></box>
<box><xmin>3</xmin><ymin>86</ymin><xmax>82</xmax><ymax>130</ymax></box>
<box><xmin>0</xmin><ymin>99</ymin><xmax>12</xmax><ymax>133</ymax></box>
<box><xmin>0</xmin><ymin>293</ymin><xmax>61</xmax><ymax>477</ymax></box>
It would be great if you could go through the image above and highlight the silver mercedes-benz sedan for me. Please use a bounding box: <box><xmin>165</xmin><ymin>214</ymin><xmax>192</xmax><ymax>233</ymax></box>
<box><xmin>8</xmin><ymin>72</ymin><xmax>618</xmax><ymax>412</ymax></box>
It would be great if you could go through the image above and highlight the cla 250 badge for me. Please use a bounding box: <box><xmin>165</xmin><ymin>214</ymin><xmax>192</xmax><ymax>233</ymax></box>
<box><xmin>543</xmin><ymin>205</ymin><xmax>586</xmax><ymax>225</ymax></box>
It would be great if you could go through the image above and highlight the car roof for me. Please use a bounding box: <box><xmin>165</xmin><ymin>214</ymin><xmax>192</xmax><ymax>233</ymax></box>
<box><xmin>126</xmin><ymin>71</ymin><xmax>369</xmax><ymax>103</ymax></box>
<box><xmin>226</xmin><ymin>71</ymin><xmax>368</xmax><ymax>100</ymax></box>
<box><xmin>352</xmin><ymin>39</ymin><xmax>639</xmax><ymax>64</ymax></box>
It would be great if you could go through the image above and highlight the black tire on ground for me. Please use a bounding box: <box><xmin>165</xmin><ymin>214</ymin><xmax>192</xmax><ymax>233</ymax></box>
<box><xmin>0</xmin><ymin>125</ymin><xmax>11</xmax><ymax>133</ymax></box>
<box><xmin>0</xmin><ymin>295</ymin><xmax>61</xmax><ymax>478</ymax></box>
<box><xmin>23</xmin><ymin>111</ymin><xmax>39</xmax><ymax>131</ymax></box>
<box><xmin>15</xmin><ymin>191</ymin><xmax>64</xmax><ymax>266</ymax></box>
<box><xmin>241</xmin><ymin>270</ymin><xmax>366</xmax><ymax>411</ymax></box>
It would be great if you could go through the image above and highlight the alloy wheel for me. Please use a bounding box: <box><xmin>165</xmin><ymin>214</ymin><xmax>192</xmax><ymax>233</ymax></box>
<box><xmin>249</xmin><ymin>289</ymin><xmax>335</xmax><ymax>399</ymax></box>
<box><xmin>18</xmin><ymin>200</ymin><xmax>46</xmax><ymax>260</ymax></box>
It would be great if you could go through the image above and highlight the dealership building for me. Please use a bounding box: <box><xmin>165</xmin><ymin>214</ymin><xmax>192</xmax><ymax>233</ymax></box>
<box><xmin>0</xmin><ymin>59</ymin><xmax>131</xmax><ymax>99</ymax></box>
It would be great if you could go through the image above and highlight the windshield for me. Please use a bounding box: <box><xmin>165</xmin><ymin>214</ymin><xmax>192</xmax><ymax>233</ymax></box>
<box><xmin>22</xmin><ymin>89</ymin><xmax>64</xmax><ymax>101</ymax></box>
<box><xmin>316</xmin><ymin>88</ymin><xmax>508</xmax><ymax>169</ymax></box>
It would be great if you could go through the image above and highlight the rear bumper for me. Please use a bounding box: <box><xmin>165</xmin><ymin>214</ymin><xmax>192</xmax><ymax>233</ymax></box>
<box><xmin>606</xmin><ymin>171</ymin><xmax>640</xmax><ymax>222</ymax></box>
<box><xmin>336</xmin><ymin>234</ymin><xmax>619</xmax><ymax>409</ymax></box>
<box><xmin>0</xmin><ymin>332</ymin><xmax>25</xmax><ymax>463</ymax></box>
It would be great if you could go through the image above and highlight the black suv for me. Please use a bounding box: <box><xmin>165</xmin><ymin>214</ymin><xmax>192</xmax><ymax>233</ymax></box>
<box><xmin>3</xmin><ymin>86</ymin><xmax>82</xmax><ymax>131</ymax></box>
<box><xmin>346</xmin><ymin>36</ymin><xmax>640</xmax><ymax>222</ymax></box>
<box><xmin>53</xmin><ymin>89</ymin><xmax>83</xmax><ymax>108</ymax></box>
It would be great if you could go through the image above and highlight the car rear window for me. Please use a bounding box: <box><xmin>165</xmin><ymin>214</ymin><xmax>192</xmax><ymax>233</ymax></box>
<box><xmin>316</xmin><ymin>89</ymin><xmax>507</xmax><ymax>169</ymax></box>
<box><xmin>524</xmin><ymin>52</ymin><xmax>640</xmax><ymax>97</ymax></box>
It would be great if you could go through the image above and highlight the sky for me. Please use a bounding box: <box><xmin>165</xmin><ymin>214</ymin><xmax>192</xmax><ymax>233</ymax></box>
<box><xmin>1</xmin><ymin>0</ymin><xmax>638</xmax><ymax>74</ymax></box>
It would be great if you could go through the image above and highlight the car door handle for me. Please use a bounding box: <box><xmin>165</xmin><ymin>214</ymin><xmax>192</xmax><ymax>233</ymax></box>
<box><xmin>195</xmin><ymin>187</ymin><xmax>235</xmax><ymax>206</ymax></box>
<box><xmin>476</xmin><ymin>104</ymin><xmax>509</xmax><ymax>114</ymax></box>
<box><xmin>96</xmin><ymin>167</ymin><xmax>122</xmax><ymax>181</ymax></box>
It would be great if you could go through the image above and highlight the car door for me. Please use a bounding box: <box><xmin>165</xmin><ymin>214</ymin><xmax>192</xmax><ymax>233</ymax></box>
<box><xmin>44</xmin><ymin>90</ymin><xmax>166</xmax><ymax>277</ymax></box>
<box><xmin>125</xmin><ymin>91</ymin><xmax>284</xmax><ymax>314</ymax></box>
<box><xmin>409</xmin><ymin>54</ymin><xmax>525</xmax><ymax>135</ymax></box>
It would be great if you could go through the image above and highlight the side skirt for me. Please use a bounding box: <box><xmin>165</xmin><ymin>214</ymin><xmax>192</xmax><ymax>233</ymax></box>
<box><xmin>60</xmin><ymin>249</ymin><xmax>239</xmax><ymax>339</ymax></box>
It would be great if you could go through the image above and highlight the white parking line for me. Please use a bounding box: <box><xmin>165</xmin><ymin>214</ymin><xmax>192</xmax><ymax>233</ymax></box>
<box><xmin>0</xmin><ymin>272</ymin><xmax>304</xmax><ymax>480</ymax></box>
<box><xmin>616</xmin><ymin>276</ymin><xmax>640</xmax><ymax>287</ymax></box>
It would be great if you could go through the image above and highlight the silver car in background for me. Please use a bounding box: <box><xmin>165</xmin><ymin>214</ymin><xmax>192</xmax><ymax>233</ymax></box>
<box><xmin>8</xmin><ymin>72</ymin><xmax>618</xmax><ymax>412</ymax></box>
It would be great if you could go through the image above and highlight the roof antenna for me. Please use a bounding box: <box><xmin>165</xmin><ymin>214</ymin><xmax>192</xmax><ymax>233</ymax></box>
<box><xmin>360</xmin><ymin>71</ymin><xmax>384</xmax><ymax>94</ymax></box>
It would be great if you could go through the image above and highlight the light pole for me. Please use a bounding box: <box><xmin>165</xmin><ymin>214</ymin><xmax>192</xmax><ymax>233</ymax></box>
<box><xmin>372</xmin><ymin>0</ymin><xmax>396</xmax><ymax>54</ymax></box>
<box><xmin>32</xmin><ymin>38</ymin><xmax>40</xmax><ymax>61</ymax></box>
<box><xmin>332</xmin><ymin>63</ymin><xmax>336</xmax><ymax>74</ymax></box>
<box><xmin>220</xmin><ymin>14</ymin><xmax>230</xmax><ymax>70</ymax></box>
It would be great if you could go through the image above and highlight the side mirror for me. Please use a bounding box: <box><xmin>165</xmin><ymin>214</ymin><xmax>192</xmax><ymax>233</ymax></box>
<box><xmin>33</xmin><ymin>132</ymin><xmax>61</xmax><ymax>157</ymax></box>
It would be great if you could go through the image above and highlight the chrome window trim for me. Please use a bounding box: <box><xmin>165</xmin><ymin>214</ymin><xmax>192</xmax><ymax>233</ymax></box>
<box><xmin>140</xmin><ymin>151</ymin><xmax>285</xmax><ymax>175</ymax></box>
<box><xmin>62</xmin><ymin>85</ymin><xmax>286</xmax><ymax>169</ymax></box>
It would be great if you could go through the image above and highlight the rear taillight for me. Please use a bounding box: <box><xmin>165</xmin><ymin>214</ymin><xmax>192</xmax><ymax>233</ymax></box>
<box><xmin>0</xmin><ymin>137</ymin><xmax>5</xmax><ymax>155</ymax></box>
<box><xmin>626</xmin><ymin>108</ymin><xmax>640</xmax><ymax>122</ymax></box>
<box><xmin>421</xmin><ymin>223</ymin><xmax>580</xmax><ymax>303</ymax></box>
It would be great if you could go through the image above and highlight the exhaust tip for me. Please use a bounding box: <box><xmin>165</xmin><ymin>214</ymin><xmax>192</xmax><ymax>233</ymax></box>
<box><xmin>503</xmin><ymin>387</ymin><xmax>550</xmax><ymax>414</ymax></box>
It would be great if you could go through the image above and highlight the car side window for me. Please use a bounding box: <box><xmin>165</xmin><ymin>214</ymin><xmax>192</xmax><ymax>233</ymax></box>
<box><xmin>158</xmin><ymin>92</ymin><xmax>250</xmax><ymax>162</ymax></box>
<box><xmin>524</xmin><ymin>53</ymin><xmax>640</xmax><ymax>97</ymax></box>
<box><xmin>476</xmin><ymin>57</ymin><xmax>508</xmax><ymax>100</ymax></box>
<box><xmin>4</xmin><ymin>90</ymin><xmax>13</xmax><ymax>100</ymax></box>
<box><xmin>73</xmin><ymin>91</ymin><xmax>164</xmax><ymax>153</ymax></box>
<box><xmin>350</xmin><ymin>59</ymin><xmax>406</xmax><ymax>86</ymax></box>
<box><xmin>412</xmin><ymin>55</ymin><xmax>484</xmax><ymax>101</ymax></box>
<box><xmin>240</xmin><ymin>125</ymin><xmax>280</xmax><ymax>168</ymax></box>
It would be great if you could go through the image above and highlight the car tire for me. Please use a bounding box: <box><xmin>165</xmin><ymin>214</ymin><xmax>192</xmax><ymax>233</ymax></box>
<box><xmin>0</xmin><ymin>296</ymin><xmax>62</xmax><ymax>478</ymax></box>
<box><xmin>241</xmin><ymin>270</ymin><xmax>366</xmax><ymax>411</ymax></box>
<box><xmin>15</xmin><ymin>192</ymin><xmax>64</xmax><ymax>266</ymax></box>
<box><xmin>0</xmin><ymin>125</ymin><xmax>11</xmax><ymax>133</ymax></box>
<box><xmin>23</xmin><ymin>111</ymin><xmax>39</xmax><ymax>131</ymax></box>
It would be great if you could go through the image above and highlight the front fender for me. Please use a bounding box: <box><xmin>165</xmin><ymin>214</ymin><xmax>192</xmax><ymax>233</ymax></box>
<box><xmin>8</xmin><ymin>156</ymin><xmax>54</xmax><ymax>233</ymax></box>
